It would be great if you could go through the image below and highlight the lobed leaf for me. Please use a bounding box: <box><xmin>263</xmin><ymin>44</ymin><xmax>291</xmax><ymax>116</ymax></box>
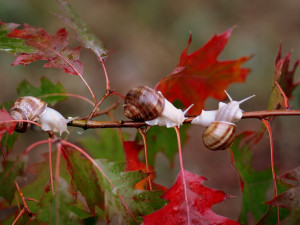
<box><xmin>56</xmin><ymin>0</ymin><xmax>108</xmax><ymax>61</ymax></box>
<box><xmin>0</xmin><ymin>160</ymin><xmax>24</xmax><ymax>204</ymax></box>
<box><xmin>61</xmin><ymin>146</ymin><xmax>105</xmax><ymax>214</ymax></box>
<box><xmin>95</xmin><ymin>159</ymin><xmax>166</xmax><ymax>224</ymax></box>
<box><xmin>266</xmin><ymin>167</ymin><xmax>300</xmax><ymax>224</ymax></box>
<box><xmin>123</xmin><ymin>140</ymin><xmax>167</xmax><ymax>191</ymax></box>
<box><xmin>7</xmin><ymin>23</ymin><xmax>84</xmax><ymax>75</ymax></box>
<box><xmin>155</xmin><ymin>28</ymin><xmax>251</xmax><ymax>115</ymax></box>
<box><xmin>79</xmin><ymin>129</ymin><xmax>125</xmax><ymax>162</ymax></box>
<box><xmin>141</xmin><ymin>124</ymin><xmax>190</xmax><ymax>167</ymax></box>
<box><xmin>0</xmin><ymin>108</ymin><xmax>16</xmax><ymax>141</ymax></box>
<box><xmin>0</xmin><ymin>21</ymin><xmax>34</xmax><ymax>54</ymax></box>
<box><xmin>17</xmin><ymin>77</ymin><xmax>67</xmax><ymax>106</ymax></box>
<box><xmin>143</xmin><ymin>170</ymin><xmax>239</xmax><ymax>225</ymax></box>
<box><xmin>229</xmin><ymin>132</ymin><xmax>289</xmax><ymax>224</ymax></box>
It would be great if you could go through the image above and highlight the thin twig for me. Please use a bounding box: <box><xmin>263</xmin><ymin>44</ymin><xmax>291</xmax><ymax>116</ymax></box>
<box><xmin>68</xmin><ymin>109</ymin><xmax>300</xmax><ymax>130</ymax></box>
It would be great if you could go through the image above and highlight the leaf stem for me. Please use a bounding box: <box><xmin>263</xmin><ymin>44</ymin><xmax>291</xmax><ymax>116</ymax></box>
<box><xmin>174</xmin><ymin>126</ymin><xmax>190</xmax><ymax>225</ymax></box>
<box><xmin>261</xmin><ymin>119</ymin><xmax>279</xmax><ymax>222</ymax></box>
<box><xmin>138</xmin><ymin>128</ymin><xmax>152</xmax><ymax>190</ymax></box>
<box><xmin>38</xmin><ymin>43</ymin><xmax>97</xmax><ymax>105</ymax></box>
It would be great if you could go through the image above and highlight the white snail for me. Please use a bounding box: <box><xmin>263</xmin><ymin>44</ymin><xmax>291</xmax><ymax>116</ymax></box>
<box><xmin>192</xmin><ymin>91</ymin><xmax>255</xmax><ymax>150</ymax></box>
<box><xmin>9</xmin><ymin>96</ymin><xmax>69</xmax><ymax>135</ymax></box>
<box><xmin>124</xmin><ymin>86</ymin><xmax>192</xmax><ymax>128</ymax></box>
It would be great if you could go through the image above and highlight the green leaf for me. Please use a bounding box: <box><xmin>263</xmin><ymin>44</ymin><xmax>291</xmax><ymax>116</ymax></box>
<box><xmin>95</xmin><ymin>159</ymin><xmax>166</xmax><ymax>224</ymax></box>
<box><xmin>56</xmin><ymin>0</ymin><xmax>107</xmax><ymax>60</ymax></box>
<box><xmin>34</xmin><ymin>182</ymin><xmax>89</xmax><ymax>225</ymax></box>
<box><xmin>1</xmin><ymin>132</ymin><xmax>18</xmax><ymax>155</ymax></box>
<box><xmin>17</xmin><ymin>77</ymin><xmax>67</xmax><ymax>105</ymax></box>
<box><xmin>142</xmin><ymin>124</ymin><xmax>190</xmax><ymax>167</ymax></box>
<box><xmin>80</xmin><ymin>129</ymin><xmax>125</xmax><ymax>162</ymax></box>
<box><xmin>62</xmin><ymin>147</ymin><xmax>105</xmax><ymax>214</ymax></box>
<box><xmin>0</xmin><ymin>160</ymin><xmax>24</xmax><ymax>203</ymax></box>
<box><xmin>0</xmin><ymin>21</ymin><xmax>34</xmax><ymax>54</ymax></box>
<box><xmin>231</xmin><ymin>132</ymin><xmax>273</xmax><ymax>224</ymax></box>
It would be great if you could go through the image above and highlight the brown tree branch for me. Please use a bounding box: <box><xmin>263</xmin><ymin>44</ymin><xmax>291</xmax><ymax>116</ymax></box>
<box><xmin>68</xmin><ymin>109</ymin><xmax>300</xmax><ymax>129</ymax></box>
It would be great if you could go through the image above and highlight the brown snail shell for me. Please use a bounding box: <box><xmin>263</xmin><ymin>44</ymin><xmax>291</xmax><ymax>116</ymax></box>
<box><xmin>124</xmin><ymin>86</ymin><xmax>165</xmax><ymax>121</ymax></box>
<box><xmin>9</xmin><ymin>96</ymin><xmax>47</xmax><ymax>132</ymax></box>
<box><xmin>202</xmin><ymin>121</ymin><xmax>236</xmax><ymax>150</ymax></box>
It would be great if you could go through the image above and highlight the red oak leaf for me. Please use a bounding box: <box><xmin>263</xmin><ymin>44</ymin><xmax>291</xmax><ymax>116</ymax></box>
<box><xmin>0</xmin><ymin>108</ymin><xmax>16</xmax><ymax>140</ymax></box>
<box><xmin>275</xmin><ymin>45</ymin><xmax>300</xmax><ymax>99</ymax></box>
<box><xmin>7</xmin><ymin>24</ymin><xmax>83</xmax><ymax>75</ymax></box>
<box><xmin>123</xmin><ymin>141</ymin><xmax>167</xmax><ymax>191</ymax></box>
<box><xmin>143</xmin><ymin>170</ymin><xmax>239</xmax><ymax>225</ymax></box>
<box><xmin>155</xmin><ymin>28</ymin><xmax>251</xmax><ymax>115</ymax></box>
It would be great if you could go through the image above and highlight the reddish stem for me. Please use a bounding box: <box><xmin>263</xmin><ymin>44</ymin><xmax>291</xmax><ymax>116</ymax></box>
<box><xmin>48</xmin><ymin>139</ymin><xmax>54</xmax><ymax>196</ymax></box>
<box><xmin>55</xmin><ymin>142</ymin><xmax>62</xmax><ymax>225</ymax></box>
<box><xmin>88</xmin><ymin>90</ymin><xmax>113</xmax><ymax>120</ymax></box>
<box><xmin>174</xmin><ymin>126</ymin><xmax>190</xmax><ymax>225</ymax></box>
<box><xmin>12</xmin><ymin>208</ymin><xmax>25</xmax><ymax>225</ymax></box>
<box><xmin>39</xmin><ymin>43</ymin><xmax>97</xmax><ymax>105</ymax></box>
<box><xmin>100</xmin><ymin>60</ymin><xmax>110</xmax><ymax>91</ymax></box>
<box><xmin>39</xmin><ymin>93</ymin><xmax>96</xmax><ymax>107</ymax></box>
<box><xmin>261</xmin><ymin>119</ymin><xmax>279</xmax><ymax>222</ymax></box>
<box><xmin>138</xmin><ymin>128</ymin><xmax>152</xmax><ymax>190</ymax></box>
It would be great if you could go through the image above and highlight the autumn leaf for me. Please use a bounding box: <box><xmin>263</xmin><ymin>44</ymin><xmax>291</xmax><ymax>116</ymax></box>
<box><xmin>56</xmin><ymin>0</ymin><xmax>107</xmax><ymax>61</ymax></box>
<box><xmin>143</xmin><ymin>170</ymin><xmax>239</xmax><ymax>225</ymax></box>
<box><xmin>95</xmin><ymin>159</ymin><xmax>166</xmax><ymax>224</ymax></box>
<box><xmin>7</xmin><ymin>23</ymin><xmax>84</xmax><ymax>75</ymax></box>
<box><xmin>275</xmin><ymin>45</ymin><xmax>300</xmax><ymax>99</ymax></box>
<box><xmin>0</xmin><ymin>160</ymin><xmax>24</xmax><ymax>204</ymax></box>
<box><xmin>155</xmin><ymin>28</ymin><xmax>251</xmax><ymax>115</ymax></box>
<box><xmin>266</xmin><ymin>167</ymin><xmax>300</xmax><ymax>225</ymax></box>
<box><xmin>0</xmin><ymin>108</ymin><xmax>16</xmax><ymax>141</ymax></box>
<box><xmin>123</xmin><ymin>140</ymin><xmax>167</xmax><ymax>191</ymax></box>
<box><xmin>0</xmin><ymin>20</ymin><xmax>34</xmax><ymax>54</ymax></box>
<box><xmin>61</xmin><ymin>146</ymin><xmax>105</xmax><ymax>214</ymax></box>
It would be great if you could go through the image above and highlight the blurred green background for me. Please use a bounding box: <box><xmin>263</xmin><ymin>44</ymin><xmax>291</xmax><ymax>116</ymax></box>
<box><xmin>1</xmin><ymin>0</ymin><xmax>300</xmax><ymax>220</ymax></box>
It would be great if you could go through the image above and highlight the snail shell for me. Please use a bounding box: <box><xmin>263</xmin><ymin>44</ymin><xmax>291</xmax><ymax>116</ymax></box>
<box><xmin>9</xmin><ymin>96</ymin><xmax>69</xmax><ymax>135</ymax></box>
<box><xmin>124</xmin><ymin>86</ymin><xmax>165</xmax><ymax>121</ymax></box>
<box><xmin>9</xmin><ymin>96</ymin><xmax>47</xmax><ymax>132</ymax></box>
<box><xmin>202</xmin><ymin>121</ymin><xmax>236</xmax><ymax>150</ymax></box>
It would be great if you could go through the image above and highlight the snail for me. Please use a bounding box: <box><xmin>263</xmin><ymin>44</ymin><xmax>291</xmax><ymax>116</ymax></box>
<box><xmin>192</xmin><ymin>91</ymin><xmax>255</xmax><ymax>150</ymax></box>
<box><xmin>124</xmin><ymin>86</ymin><xmax>192</xmax><ymax>128</ymax></box>
<box><xmin>9</xmin><ymin>96</ymin><xmax>69</xmax><ymax>135</ymax></box>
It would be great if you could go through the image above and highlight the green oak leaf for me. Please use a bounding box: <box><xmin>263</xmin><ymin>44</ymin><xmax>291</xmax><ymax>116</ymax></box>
<box><xmin>17</xmin><ymin>77</ymin><xmax>67</xmax><ymax>106</ymax></box>
<box><xmin>80</xmin><ymin>129</ymin><xmax>125</xmax><ymax>162</ymax></box>
<box><xmin>0</xmin><ymin>21</ymin><xmax>34</xmax><ymax>54</ymax></box>
<box><xmin>95</xmin><ymin>159</ymin><xmax>166</xmax><ymax>224</ymax></box>
<box><xmin>0</xmin><ymin>160</ymin><xmax>24</xmax><ymax>204</ymax></box>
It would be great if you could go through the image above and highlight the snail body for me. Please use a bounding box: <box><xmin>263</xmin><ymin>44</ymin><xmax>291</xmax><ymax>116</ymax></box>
<box><xmin>9</xmin><ymin>96</ymin><xmax>69</xmax><ymax>135</ymax></box>
<box><xmin>192</xmin><ymin>91</ymin><xmax>255</xmax><ymax>150</ymax></box>
<box><xmin>124</xmin><ymin>86</ymin><xmax>192</xmax><ymax>128</ymax></box>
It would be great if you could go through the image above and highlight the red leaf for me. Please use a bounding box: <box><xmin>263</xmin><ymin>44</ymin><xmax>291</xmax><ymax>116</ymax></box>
<box><xmin>143</xmin><ymin>170</ymin><xmax>239</xmax><ymax>225</ymax></box>
<box><xmin>7</xmin><ymin>24</ymin><xmax>84</xmax><ymax>75</ymax></box>
<box><xmin>155</xmin><ymin>28</ymin><xmax>251</xmax><ymax>115</ymax></box>
<box><xmin>0</xmin><ymin>108</ymin><xmax>16</xmax><ymax>140</ymax></box>
<box><xmin>275</xmin><ymin>45</ymin><xmax>300</xmax><ymax>99</ymax></box>
<box><xmin>123</xmin><ymin>141</ymin><xmax>167</xmax><ymax>191</ymax></box>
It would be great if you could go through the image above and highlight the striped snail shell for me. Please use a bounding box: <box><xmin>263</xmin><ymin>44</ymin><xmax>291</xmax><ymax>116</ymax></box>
<box><xmin>9</xmin><ymin>96</ymin><xmax>69</xmax><ymax>135</ymax></box>
<box><xmin>124</xmin><ymin>86</ymin><xmax>165</xmax><ymax>121</ymax></box>
<box><xmin>202</xmin><ymin>121</ymin><xmax>236</xmax><ymax>150</ymax></box>
<box><xmin>192</xmin><ymin>91</ymin><xmax>255</xmax><ymax>150</ymax></box>
<box><xmin>9</xmin><ymin>96</ymin><xmax>47</xmax><ymax>132</ymax></box>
